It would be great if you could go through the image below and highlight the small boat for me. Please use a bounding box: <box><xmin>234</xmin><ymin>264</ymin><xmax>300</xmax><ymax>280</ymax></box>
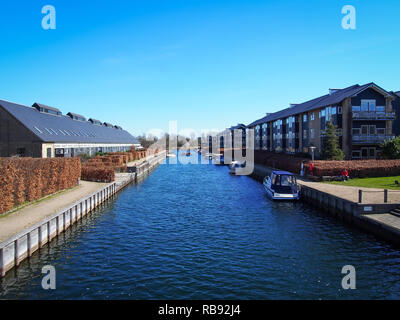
<box><xmin>263</xmin><ymin>171</ymin><xmax>300</xmax><ymax>200</ymax></box>
<box><xmin>229</xmin><ymin>161</ymin><xmax>245</xmax><ymax>174</ymax></box>
<box><xmin>166</xmin><ymin>153</ymin><xmax>176</xmax><ymax>158</ymax></box>
<box><xmin>185</xmin><ymin>151</ymin><xmax>191</xmax><ymax>156</ymax></box>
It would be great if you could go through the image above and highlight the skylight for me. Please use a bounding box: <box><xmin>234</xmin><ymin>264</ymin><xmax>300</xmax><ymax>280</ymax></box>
<box><xmin>34</xmin><ymin>126</ymin><xmax>43</xmax><ymax>134</ymax></box>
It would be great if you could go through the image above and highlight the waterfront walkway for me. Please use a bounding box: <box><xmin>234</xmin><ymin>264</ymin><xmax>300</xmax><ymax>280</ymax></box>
<box><xmin>298</xmin><ymin>179</ymin><xmax>400</xmax><ymax>204</ymax></box>
<box><xmin>0</xmin><ymin>180</ymin><xmax>107</xmax><ymax>243</ymax></box>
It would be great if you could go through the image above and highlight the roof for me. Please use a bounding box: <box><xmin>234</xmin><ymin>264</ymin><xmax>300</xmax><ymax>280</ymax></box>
<box><xmin>272</xmin><ymin>171</ymin><xmax>294</xmax><ymax>175</ymax></box>
<box><xmin>229</xmin><ymin>123</ymin><xmax>247</xmax><ymax>130</ymax></box>
<box><xmin>248</xmin><ymin>83</ymin><xmax>395</xmax><ymax>127</ymax></box>
<box><xmin>0</xmin><ymin>99</ymin><xmax>139</xmax><ymax>145</ymax></box>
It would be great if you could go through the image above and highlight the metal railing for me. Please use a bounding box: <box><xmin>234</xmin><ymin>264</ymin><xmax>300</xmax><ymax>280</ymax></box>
<box><xmin>352</xmin><ymin>111</ymin><xmax>395</xmax><ymax>120</ymax></box>
<box><xmin>352</xmin><ymin>135</ymin><xmax>395</xmax><ymax>144</ymax></box>
<box><xmin>358</xmin><ymin>189</ymin><xmax>400</xmax><ymax>204</ymax></box>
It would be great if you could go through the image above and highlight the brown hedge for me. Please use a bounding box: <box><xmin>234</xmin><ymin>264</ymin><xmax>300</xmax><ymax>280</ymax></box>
<box><xmin>306</xmin><ymin>160</ymin><xmax>400</xmax><ymax>178</ymax></box>
<box><xmin>0</xmin><ymin>158</ymin><xmax>81</xmax><ymax>214</ymax></box>
<box><xmin>81</xmin><ymin>167</ymin><xmax>115</xmax><ymax>183</ymax></box>
<box><xmin>254</xmin><ymin>151</ymin><xmax>400</xmax><ymax>178</ymax></box>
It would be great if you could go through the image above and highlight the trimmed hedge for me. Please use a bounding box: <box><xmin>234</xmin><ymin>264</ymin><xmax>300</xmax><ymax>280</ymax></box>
<box><xmin>81</xmin><ymin>166</ymin><xmax>115</xmax><ymax>183</ymax></box>
<box><xmin>307</xmin><ymin>160</ymin><xmax>400</xmax><ymax>178</ymax></box>
<box><xmin>0</xmin><ymin>158</ymin><xmax>81</xmax><ymax>214</ymax></box>
<box><xmin>254</xmin><ymin>151</ymin><xmax>400</xmax><ymax>178</ymax></box>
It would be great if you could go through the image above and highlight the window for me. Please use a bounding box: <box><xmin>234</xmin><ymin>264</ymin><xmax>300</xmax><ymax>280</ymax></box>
<box><xmin>310</xmin><ymin>129</ymin><xmax>315</xmax><ymax>139</ymax></box>
<box><xmin>311</xmin><ymin>113</ymin><xmax>315</xmax><ymax>121</ymax></box>
<box><xmin>377</xmin><ymin>128</ymin><xmax>386</xmax><ymax>135</ymax></box>
<box><xmin>332</xmin><ymin>107</ymin><xmax>337</xmax><ymax>115</ymax></box>
<box><xmin>321</xmin><ymin>109</ymin><xmax>326</xmax><ymax>117</ymax></box>
<box><xmin>44</xmin><ymin>128</ymin><xmax>53</xmax><ymax>135</ymax></box>
<box><xmin>17</xmin><ymin>148</ymin><xmax>26</xmax><ymax>157</ymax></box>
<box><xmin>303</xmin><ymin>114</ymin><xmax>308</xmax><ymax>122</ymax></box>
<box><xmin>369</xmin><ymin>125</ymin><xmax>376</xmax><ymax>135</ymax></box>
<box><xmin>362</xmin><ymin>148</ymin><xmax>368</xmax><ymax>158</ymax></box>
<box><xmin>369</xmin><ymin>148</ymin><xmax>376</xmax><ymax>158</ymax></box>
<box><xmin>361</xmin><ymin>100</ymin><xmax>376</xmax><ymax>112</ymax></box>
<box><xmin>352</xmin><ymin>151</ymin><xmax>361</xmax><ymax>159</ymax></box>
<box><xmin>352</xmin><ymin>128</ymin><xmax>361</xmax><ymax>135</ymax></box>
<box><xmin>352</xmin><ymin>106</ymin><xmax>361</xmax><ymax>112</ymax></box>
<box><xmin>303</xmin><ymin>129</ymin><xmax>308</xmax><ymax>139</ymax></box>
<box><xmin>361</xmin><ymin>125</ymin><xmax>368</xmax><ymax>135</ymax></box>
<box><xmin>338</xmin><ymin>107</ymin><xmax>342</xmax><ymax>114</ymax></box>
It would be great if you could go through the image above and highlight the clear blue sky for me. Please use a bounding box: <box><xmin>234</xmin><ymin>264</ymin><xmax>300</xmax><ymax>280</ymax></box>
<box><xmin>0</xmin><ymin>0</ymin><xmax>399</xmax><ymax>137</ymax></box>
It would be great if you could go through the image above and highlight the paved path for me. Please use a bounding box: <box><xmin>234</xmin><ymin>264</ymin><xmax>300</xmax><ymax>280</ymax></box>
<box><xmin>0</xmin><ymin>181</ymin><xmax>107</xmax><ymax>243</ymax></box>
<box><xmin>298</xmin><ymin>179</ymin><xmax>400</xmax><ymax>204</ymax></box>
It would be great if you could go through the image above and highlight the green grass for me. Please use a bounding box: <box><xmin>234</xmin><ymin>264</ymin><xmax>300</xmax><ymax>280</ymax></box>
<box><xmin>326</xmin><ymin>176</ymin><xmax>400</xmax><ymax>190</ymax></box>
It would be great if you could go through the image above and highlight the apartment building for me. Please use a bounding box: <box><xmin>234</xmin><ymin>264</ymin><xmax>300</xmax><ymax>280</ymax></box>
<box><xmin>247</xmin><ymin>83</ymin><xmax>396</xmax><ymax>160</ymax></box>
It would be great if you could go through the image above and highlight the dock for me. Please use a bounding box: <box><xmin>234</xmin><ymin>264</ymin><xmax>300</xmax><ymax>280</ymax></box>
<box><xmin>0</xmin><ymin>151</ymin><xmax>166</xmax><ymax>277</ymax></box>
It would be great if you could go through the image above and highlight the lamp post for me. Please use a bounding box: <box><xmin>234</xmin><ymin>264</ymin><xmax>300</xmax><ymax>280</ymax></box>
<box><xmin>309</xmin><ymin>146</ymin><xmax>316</xmax><ymax>164</ymax></box>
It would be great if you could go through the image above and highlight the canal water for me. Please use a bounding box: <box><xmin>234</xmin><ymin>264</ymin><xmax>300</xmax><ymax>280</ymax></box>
<box><xmin>2</xmin><ymin>152</ymin><xmax>400</xmax><ymax>299</ymax></box>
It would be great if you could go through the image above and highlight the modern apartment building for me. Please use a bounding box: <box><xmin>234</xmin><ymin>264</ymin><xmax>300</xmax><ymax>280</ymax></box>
<box><xmin>247</xmin><ymin>83</ymin><xmax>397</xmax><ymax>160</ymax></box>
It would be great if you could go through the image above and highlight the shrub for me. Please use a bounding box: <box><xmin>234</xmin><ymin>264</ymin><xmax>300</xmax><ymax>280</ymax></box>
<box><xmin>81</xmin><ymin>167</ymin><xmax>115</xmax><ymax>183</ymax></box>
<box><xmin>381</xmin><ymin>137</ymin><xmax>400</xmax><ymax>159</ymax></box>
<box><xmin>0</xmin><ymin>158</ymin><xmax>81</xmax><ymax>214</ymax></box>
<box><xmin>306</xmin><ymin>160</ymin><xmax>400</xmax><ymax>178</ymax></box>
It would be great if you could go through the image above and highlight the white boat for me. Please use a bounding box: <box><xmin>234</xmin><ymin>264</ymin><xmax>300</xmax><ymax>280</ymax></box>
<box><xmin>166</xmin><ymin>153</ymin><xmax>176</xmax><ymax>158</ymax></box>
<box><xmin>229</xmin><ymin>161</ymin><xmax>245</xmax><ymax>175</ymax></box>
<box><xmin>263</xmin><ymin>171</ymin><xmax>300</xmax><ymax>200</ymax></box>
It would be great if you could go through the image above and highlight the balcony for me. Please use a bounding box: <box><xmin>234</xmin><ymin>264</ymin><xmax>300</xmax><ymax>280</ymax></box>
<box><xmin>352</xmin><ymin>135</ymin><xmax>395</xmax><ymax>144</ymax></box>
<box><xmin>352</xmin><ymin>111</ymin><xmax>395</xmax><ymax>120</ymax></box>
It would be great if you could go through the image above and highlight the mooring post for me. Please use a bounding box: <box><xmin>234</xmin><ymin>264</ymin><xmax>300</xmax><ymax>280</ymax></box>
<box><xmin>358</xmin><ymin>190</ymin><xmax>363</xmax><ymax>203</ymax></box>
<box><xmin>384</xmin><ymin>189</ymin><xmax>388</xmax><ymax>203</ymax></box>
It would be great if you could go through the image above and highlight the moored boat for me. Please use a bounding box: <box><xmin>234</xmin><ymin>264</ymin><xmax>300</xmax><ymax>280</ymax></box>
<box><xmin>229</xmin><ymin>161</ymin><xmax>245</xmax><ymax>174</ymax></box>
<box><xmin>263</xmin><ymin>171</ymin><xmax>300</xmax><ymax>200</ymax></box>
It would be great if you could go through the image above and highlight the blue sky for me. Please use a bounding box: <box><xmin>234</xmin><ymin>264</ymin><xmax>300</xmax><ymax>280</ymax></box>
<box><xmin>0</xmin><ymin>0</ymin><xmax>399</xmax><ymax>137</ymax></box>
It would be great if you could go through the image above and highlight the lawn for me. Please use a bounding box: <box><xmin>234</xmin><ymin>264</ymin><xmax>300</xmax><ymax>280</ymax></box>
<box><xmin>326</xmin><ymin>176</ymin><xmax>400</xmax><ymax>190</ymax></box>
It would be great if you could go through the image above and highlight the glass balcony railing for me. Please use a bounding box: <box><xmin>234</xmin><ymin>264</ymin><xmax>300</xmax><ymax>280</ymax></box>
<box><xmin>352</xmin><ymin>135</ymin><xmax>395</xmax><ymax>144</ymax></box>
<box><xmin>352</xmin><ymin>111</ymin><xmax>395</xmax><ymax>120</ymax></box>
